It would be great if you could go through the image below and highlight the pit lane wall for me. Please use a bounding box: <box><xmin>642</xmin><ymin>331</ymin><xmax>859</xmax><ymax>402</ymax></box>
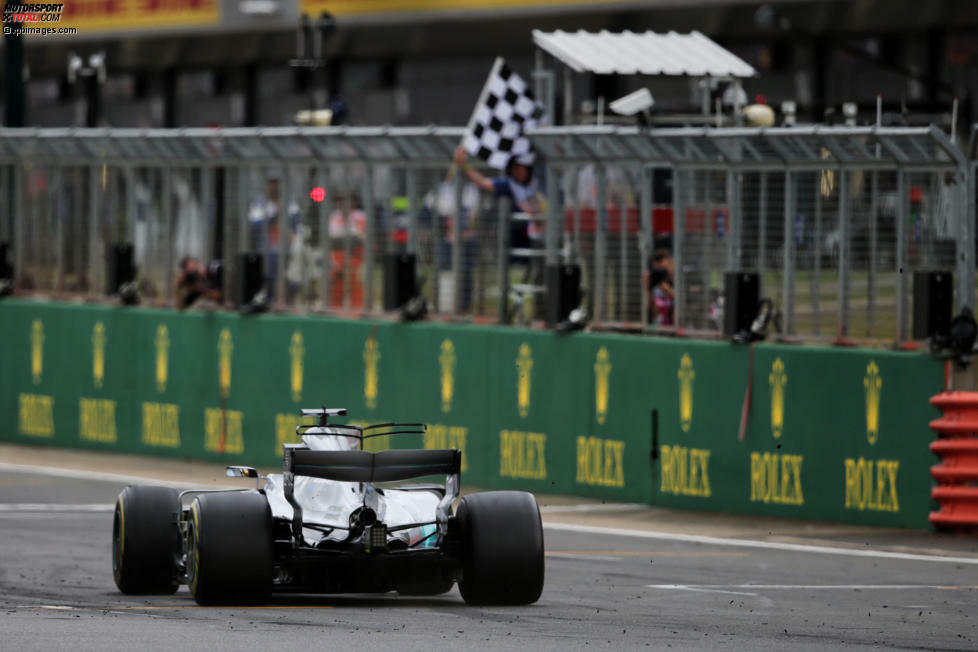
<box><xmin>0</xmin><ymin>299</ymin><xmax>943</xmax><ymax>528</ymax></box>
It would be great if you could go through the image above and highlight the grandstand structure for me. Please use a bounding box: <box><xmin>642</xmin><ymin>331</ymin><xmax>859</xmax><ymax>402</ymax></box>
<box><xmin>1</xmin><ymin>0</ymin><xmax>977</xmax><ymax>131</ymax></box>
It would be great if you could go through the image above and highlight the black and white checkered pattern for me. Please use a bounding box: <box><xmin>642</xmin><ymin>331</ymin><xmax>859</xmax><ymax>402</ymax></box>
<box><xmin>463</xmin><ymin>59</ymin><xmax>545</xmax><ymax>170</ymax></box>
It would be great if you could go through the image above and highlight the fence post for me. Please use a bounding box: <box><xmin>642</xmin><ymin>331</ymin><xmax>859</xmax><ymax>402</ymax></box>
<box><xmin>72</xmin><ymin>167</ymin><xmax>84</xmax><ymax>290</ymax></box>
<box><xmin>812</xmin><ymin>171</ymin><xmax>822</xmax><ymax>336</ymax></box>
<box><xmin>318</xmin><ymin>166</ymin><xmax>330</xmax><ymax>309</ymax></box>
<box><xmin>238</xmin><ymin>166</ymin><xmax>252</xmax><ymax>306</ymax></box>
<box><xmin>896</xmin><ymin>169</ymin><xmax>909</xmax><ymax>342</ymax></box>
<box><xmin>200</xmin><ymin>166</ymin><xmax>212</xmax><ymax>268</ymax></box>
<box><xmin>594</xmin><ymin>163</ymin><xmax>607</xmax><ymax>322</ymax></box>
<box><xmin>726</xmin><ymin>168</ymin><xmax>738</xmax><ymax>271</ymax></box>
<box><xmin>276</xmin><ymin>165</ymin><xmax>289</xmax><ymax>306</ymax></box>
<box><xmin>868</xmin><ymin>171</ymin><xmax>878</xmax><ymax>336</ymax></box>
<box><xmin>238</xmin><ymin>167</ymin><xmax>250</xmax><ymax>259</ymax></box>
<box><xmin>452</xmin><ymin>168</ymin><xmax>464</xmax><ymax>314</ymax></box>
<box><xmin>758</xmin><ymin>172</ymin><xmax>767</xmax><ymax>277</ymax></box>
<box><xmin>89</xmin><ymin>165</ymin><xmax>101</xmax><ymax>296</ymax></box>
<box><xmin>703</xmin><ymin>171</ymin><xmax>713</xmax><ymax>292</ymax></box>
<box><xmin>50</xmin><ymin>166</ymin><xmax>63</xmax><ymax>292</ymax></box>
<box><xmin>497</xmin><ymin>196</ymin><xmax>511</xmax><ymax>324</ymax></box>
<box><xmin>572</xmin><ymin>165</ymin><xmax>582</xmax><ymax>268</ymax></box>
<box><xmin>958</xmin><ymin>164</ymin><xmax>976</xmax><ymax>311</ymax></box>
<box><xmin>220</xmin><ymin>166</ymin><xmax>232</xmax><ymax>305</ymax></box>
<box><xmin>781</xmin><ymin>169</ymin><xmax>794</xmax><ymax>334</ymax></box>
<box><xmin>125</xmin><ymin>166</ymin><xmax>137</xmax><ymax>248</ymax></box>
<box><xmin>545</xmin><ymin>163</ymin><xmax>559</xmax><ymax>267</ymax></box>
<box><xmin>362</xmin><ymin>165</ymin><xmax>375</xmax><ymax>312</ymax></box>
<box><xmin>406</xmin><ymin>167</ymin><xmax>419</xmax><ymax>256</ymax></box>
<box><xmin>547</xmin><ymin>162</ymin><xmax>561</xmax><ymax>323</ymax></box>
<box><xmin>618</xmin><ymin>166</ymin><xmax>628</xmax><ymax>322</ymax></box>
<box><xmin>340</xmin><ymin>169</ymin><xmax>353</xmax><ymax>310</ymax></box>
<box><xmin>110</xmin><ymin>167</ymin><xmax>121</xmax><ymax>247</ymax></box>
<box><xmin>673</xmin><ymin>167</ymin><xmax>685</xmax><ymax>329</ymax></box>
<box><xmin>639</xmin><ymin>164</ymin><xmax>652</xmax><ymax>328</ymax></box>
<box><xmin>162</xmin><ymin>167</ymin><xmax>173</xmax><ymax>301</ymax></box>
<box><xmin>838</xmin><ymin>168</ymin><xmax>850</xmax><ymax>337</ymax></box>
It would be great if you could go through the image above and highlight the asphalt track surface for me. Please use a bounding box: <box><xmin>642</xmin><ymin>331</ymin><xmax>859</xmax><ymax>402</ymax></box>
<box><xmin>1</xmin><ymin>456</ymin><xmax>977</xmax><ymax>651</ymax></box>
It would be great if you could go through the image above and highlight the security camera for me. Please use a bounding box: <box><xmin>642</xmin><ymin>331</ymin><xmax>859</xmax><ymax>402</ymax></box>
<box><xmin>609</xmin><ymin>88</ymin><xmax>655</xmax><ymax>117</ymax></box>
<box><xmin>88</xmin><ymin>52</ymin><xmax>107</xmax><ymax>84</ymax></box>
<box><xmin>67</xmin><ymin>53</ymin><xmax>83</xmax><ymax>84</ymax></box>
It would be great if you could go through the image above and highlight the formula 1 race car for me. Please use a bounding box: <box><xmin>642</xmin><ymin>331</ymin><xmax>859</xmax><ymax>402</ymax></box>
<box><xmin>111</xmin><ymin>408</ymin><xmax>544</xmax><ymax>606</ymax></box>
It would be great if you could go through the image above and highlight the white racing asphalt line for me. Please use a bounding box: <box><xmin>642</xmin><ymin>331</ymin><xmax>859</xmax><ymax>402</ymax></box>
<box><xmin>648</xmin><ymin>584</ymin><xmax>978</xmax><ymax>597</ymax></box>
<box><xmin>0</xmin><ymin>503</ymin><xmax>113</xmax><ymax>512</ymax></box>
<box><xmin>539</xmin><ymin>503</ymin><xmax>647</xmax><ymax>514</ymax></box>
<box><xmin>543</xmin><ymin>523</ymin><xmax>978</xmax><ymax>565</ymax></box>
<box><xmin>0</xmin><ymin>461</ymin><xmax>236</xmax><ymax>489</ymax></box>
<box><xmin>649</xmin><ymin>584</ymin><xmax>978</xmax><ymax>591</ymax></box>
<box><xmin>4</xmin><ymin>461</ymin><xmax>977</xmax><ymax>566</ymax></box>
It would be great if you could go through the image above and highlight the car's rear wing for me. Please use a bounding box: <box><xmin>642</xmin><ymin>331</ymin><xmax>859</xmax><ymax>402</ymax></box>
<box><xmin>283</xmin><ymin>408</ymin><xmax>459</xmax><ymax>547</ymax></box>
<box><xmin>300</xmin><ymin>407</ymin><xmax>347</xmax><ymax>423</ymax></box>
<box><xmin>294</xmin><ymin>407</ymin><xmax>426</xmax><ymax>451</ymax></box>
<box><xmin>286</xmin><ymin>448</ymin><xmax>461</xmax><ymax>484</ymax></box>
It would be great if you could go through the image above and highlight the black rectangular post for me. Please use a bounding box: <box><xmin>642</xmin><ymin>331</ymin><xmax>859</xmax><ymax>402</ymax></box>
<box><xmin>383</xmin><ymin>252</ymin><xmax>416</xmax><ymax>311</ymax></box>
<box><xmin>723</xmin><ymin>271</ymin><xmax>760</xmax><ymax>336</ymax></box>
<box><xmin>545</xmin><ymin>263</ymin><xmax>582</xmax><ymax>326</ymax></box>
<box><xmin>913</xmin><ymin>270</ymin><xmax>952</xmax><ymax>340</ymax></box>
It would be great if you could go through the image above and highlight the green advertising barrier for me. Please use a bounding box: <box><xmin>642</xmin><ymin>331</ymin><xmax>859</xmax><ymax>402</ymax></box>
<box><xmin>0</xmin><ymin>299</ymin><xmax>943</xmax><ymax>528</ymax></box>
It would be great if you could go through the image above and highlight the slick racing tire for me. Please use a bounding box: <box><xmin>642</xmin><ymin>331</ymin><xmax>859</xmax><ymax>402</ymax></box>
<box><xmin>187</xmin><ymin>491</ymin><xmax>273</xmax><ymax>605</ymax></box>
<box><xmin>112</xmin><ymin>485</ymin><xmax>182</xmax><ymax>595</ymax></box>
<box><xmin>456</xmin><ymin>490</ymin><xmax>544</xmax><ymax>605</ymax></box>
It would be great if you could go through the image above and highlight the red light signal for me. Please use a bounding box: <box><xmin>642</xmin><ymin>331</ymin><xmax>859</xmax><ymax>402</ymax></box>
<box><xmin>310</xmin><ymin>187</ymin><xmax>326</xmax><ymax>203</ymax></box>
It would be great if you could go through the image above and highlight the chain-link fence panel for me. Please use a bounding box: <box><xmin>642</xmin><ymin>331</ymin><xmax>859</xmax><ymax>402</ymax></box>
<box><xmin>2</xmin><ymin>126</ymin><xmax>971</xmax><ymax>342</ymax></box>
<box><xmin>673</xmin><ymin>167</ymin><xmax>730</xmax><ymax>332</ymax></box>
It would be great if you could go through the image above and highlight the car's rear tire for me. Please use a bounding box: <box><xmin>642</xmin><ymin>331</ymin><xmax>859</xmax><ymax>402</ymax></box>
<box><xmin>187</xmin><ymin>491</ymin><xmax>273</xmax><ymax>605</ymax></box>
<box><xmin>112</xmin><ymin>485</ymin><xmax>181</xmax><ymax>595</ymax></box>
<box><xmin>456</xmin><ymin>490</ymin><xmax>544</xmax><ymax>605</ymax></box>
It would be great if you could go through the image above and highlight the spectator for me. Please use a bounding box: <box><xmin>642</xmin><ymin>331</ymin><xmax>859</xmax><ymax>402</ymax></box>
<box><xmin>644</xmin><ymin>249</ymin><xmax>675</xmax><ymax>327</ymax></box>
<box><xmin>249</xmin><ymin>172</ymin><xmax>300</xmax><ymax>302</ymax></box>
<box><xmin>174</xmin><ymin>256</ymin><xmax>219</xmax><ymax>310</ymax></box>
<box><xmin>453</xmin><ymin>146</ymin><xmax>545</xmax><ymax>317</ymax></box>
<box><xmin>327</xmin><ymin>193</ymin><xmax>367</xmax><ymax>309</ymax></box>
<box><xmin>428</xmin><ymin>179</ymin><xmax>481</xmax><ymax>313</ymax></box>
<box><xmin>452</xmin><ymin>146</ymin><xmax>542</xmax><ymax>258</ymax></box>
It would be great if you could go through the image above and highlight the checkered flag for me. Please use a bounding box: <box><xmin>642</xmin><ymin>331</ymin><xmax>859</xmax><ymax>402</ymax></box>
<box><xmin>463</xmin><ymin>58</ymin><xmax>545</xmax><ymax>170</ymax></box>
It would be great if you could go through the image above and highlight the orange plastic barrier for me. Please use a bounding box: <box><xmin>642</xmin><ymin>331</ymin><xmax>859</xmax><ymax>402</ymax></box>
<box><xmin>928</xmin><ymin>391</ymin><xmax>978</xmax><ymax>528</ymax></box>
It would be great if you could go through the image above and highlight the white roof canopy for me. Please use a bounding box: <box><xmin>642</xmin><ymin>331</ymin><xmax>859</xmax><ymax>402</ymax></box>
<box><xmin>532</xmin><ymin>29</ymin><xmax>757</xmax><ymax>78</ymax></box>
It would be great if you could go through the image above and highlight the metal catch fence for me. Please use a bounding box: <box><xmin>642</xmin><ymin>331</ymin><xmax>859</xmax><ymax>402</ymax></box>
<box><xmin>0</xmin><ymin>124</ymin><xmax>973</xmax><ymax>344</ymax></box>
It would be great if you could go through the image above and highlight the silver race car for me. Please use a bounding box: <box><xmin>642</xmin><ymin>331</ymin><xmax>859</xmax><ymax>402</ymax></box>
<box><xmin>111</xmin><ymin>408</ymin><xmax>545</xmax><ymax>605</ymax></box>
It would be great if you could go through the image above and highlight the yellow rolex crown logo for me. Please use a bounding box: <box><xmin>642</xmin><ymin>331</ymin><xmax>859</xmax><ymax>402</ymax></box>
<box><xmin>769</xmin><ymin>357</ymin><xmax>787</xmax><ymax>439</ymax></box>
<box><xmin>439</xmin><ymin>339</ymin><xmax>456</xmax><ymax>413</ymax></box>
<box><xmin>290</xmin><ymin>332</ymin><xmax>305</xmax><ymax>403</ymax></box>
<box><xmin>155</xmin><ymin>325</ymin><xmax>170</xmax><ymax>393</ymax></box>
<box><xmin>516</xmin><ymin>343</ymin><xmax>533</xmax><ymax>418</ymax></box>
<box><xmin>364</xmin><ymin>335</ymin><xmax>380</xmax><ymax>409</ymax></box>
<box><xmin>92</xmin><ymin>322</ymin><xmax>106</xmax><ymax>389</ymax></box>
<box><xmin>677</xmin><ymin>353</ymin><xmax>695</xmax><ymax>432</ymax></box>
<box><xmin>594</xmin><ymin>347</ymin><xmax>611</xmax><ymax>425</ymax></box>
<box><xmin>30</xmin><ymin>320</ymin><xmax>44</xmax><ymax>385</ymax></box>
<box><xmin>218</xmin><ymin>329</ymin><xmax>233</xmax><ymax>399</ymax></box>
<box><xmin>864</xmin><ymin>361</ymin><xmax>882</xmax><ymax>445</ymax></box>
